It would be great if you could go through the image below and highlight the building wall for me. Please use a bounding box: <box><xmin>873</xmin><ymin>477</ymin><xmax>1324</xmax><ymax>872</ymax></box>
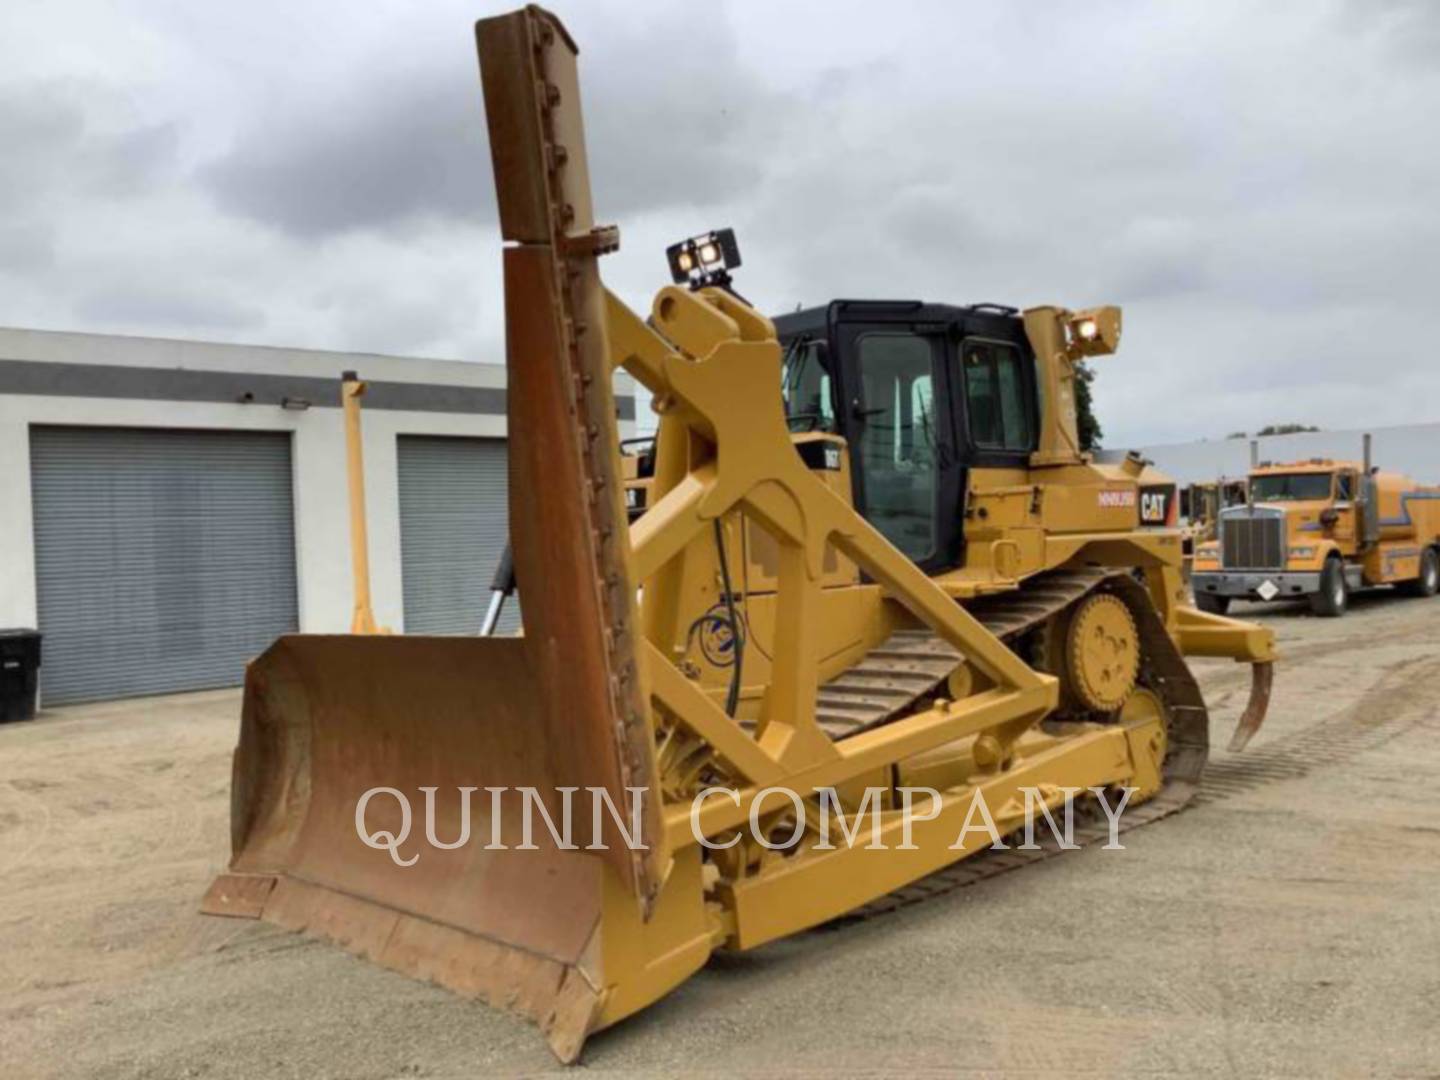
<box><xmin>1102</xmin><ymin>421</ymin><xmax>1440</xmax><ymax>487</ymax></box>
<box><xmin>0</xmin><ymin>326</ymin><xmax>635</xmax><ymax>636</ymax></box>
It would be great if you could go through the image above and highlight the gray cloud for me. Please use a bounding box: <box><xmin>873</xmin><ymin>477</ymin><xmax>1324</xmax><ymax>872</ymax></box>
<box><xmin>0</xmin><ymin>222</ymin><xmax>57</xmax><ymax>273</ymax></box>
<box><xmin>74</xmin><ymin>283</ymin><xmax>265</xmax><ymax>333</ymax></box>
<box><xmin>200</xmin><ymin>5</ymin><xmax>784</xmax><ymax>239</ymax></box>
<box><xmin>1347</xmin><ymin>0</ymin><xmax>1440</xmax><ymax>64</ymax></box>
<box><xmin>89</xmin><ymin>121</ymin><xmax>182</xmax><ymax>198</ymax></box>
<box><xmin>202</xmin><ymin>77</ymin><xmax>493</xmax><ymax>237</ymax></box>
<box><xmin>0</xmin><ymin>0</ymin><xmax>1437</xmax><ymax>448</ymax></box>
<box><xmin>0</xmin><ymin>86</ymin><xmax>178</xmax><ymax>208</ymax></box>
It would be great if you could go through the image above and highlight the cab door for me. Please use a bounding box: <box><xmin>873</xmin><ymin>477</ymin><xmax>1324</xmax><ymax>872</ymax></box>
<box><xmin>1333</xmin><ymin>470</ymin><xmax>1359</xmax><ymax>545</ymax></box>
<box><xmin>833</xmin><ymin>322</ymin><xmax>965</xmax><ymax>573</ymax></box>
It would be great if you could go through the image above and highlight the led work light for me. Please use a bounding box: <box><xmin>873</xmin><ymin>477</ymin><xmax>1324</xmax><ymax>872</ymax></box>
<box><xmin>666</xmin><ymin>228</ymin><xmax>742</xmax><ymax>290</ymax></box>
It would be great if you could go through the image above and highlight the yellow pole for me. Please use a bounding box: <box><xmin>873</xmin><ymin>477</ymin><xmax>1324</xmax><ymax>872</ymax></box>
<box><xmin>342</xmin><ymin>371</ymin><xmax>381</xmax><ymax>634</ymax></box>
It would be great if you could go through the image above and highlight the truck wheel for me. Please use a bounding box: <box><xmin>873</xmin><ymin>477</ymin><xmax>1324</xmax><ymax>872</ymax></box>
<box><xmin>1194</xmin><ymin>592</ymin><xmax>1230</xmax><ymax>615</ymax></box>
<box><xmin>1398</xmin><ymin>547</ymin><xmax>1439</xmax><ymax>598</ymax></box>
<box><xmin>1310</xmin><ymin>557</ymin><xmax>1348</xmax><ymax>617</ymax></box>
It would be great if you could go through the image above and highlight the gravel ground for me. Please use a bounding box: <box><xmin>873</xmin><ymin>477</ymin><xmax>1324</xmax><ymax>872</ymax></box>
<box><xmin>2</xmin><ymin>591</ymin><xmax>1438</xmax><ymax>1078</ymax></box>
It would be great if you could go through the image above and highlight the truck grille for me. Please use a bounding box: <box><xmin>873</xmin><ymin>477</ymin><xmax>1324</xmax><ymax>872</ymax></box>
<box><xmin>1221</xmin><ymin>515</ymin><xmax>1284</xmax><ymax>570</ymax></box>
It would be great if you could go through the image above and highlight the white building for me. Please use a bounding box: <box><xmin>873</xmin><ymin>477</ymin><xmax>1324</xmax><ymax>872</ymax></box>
<box><xmin>1101</xmin><ymin>421</ymin><xmax>1440</xmax><ymax>487</ymax></box>
<box><xmin>0</xmin><ymin>326</ymin><xmax>635</xmax><ymax>706</ymax></box>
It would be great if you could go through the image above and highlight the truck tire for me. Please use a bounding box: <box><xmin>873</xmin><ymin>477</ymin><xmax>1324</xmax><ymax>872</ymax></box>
<box><xmin>1310</xmin><ymin>556</ymin><xmax>1348</xmax><ymax>617</ymax></box>
<box><xmin>1194</xmin><ymin>592</ymin><xmax>1230</xmax><ymax>615</ymax></box>
<box><xmin>1398</xmin><ymin>547</ymin><xmax>1440</xmax><ymax>598</ymax></box>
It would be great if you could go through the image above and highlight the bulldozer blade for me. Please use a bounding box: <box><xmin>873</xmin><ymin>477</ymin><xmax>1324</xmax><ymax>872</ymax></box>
<box><xmin>1228</xmin><ymin>660</ymin><xmax>1274</xmax><ymax>752</ymax></box>
<box><xmin>205</xmin><ymin>8</ymin><xmax>685</xmax><ymax>1061</ymax></box>
<box><xmin>201</xmin><ymin>633</ymin><xmax>659</xmax><ymax>1060</ymax></box>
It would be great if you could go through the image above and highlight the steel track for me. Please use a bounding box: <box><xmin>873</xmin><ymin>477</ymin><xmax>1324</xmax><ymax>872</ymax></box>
<box><xmin>820</xmin><ymin>568</ymin><xmax>1211</xmax><ymax>924</ymax></box>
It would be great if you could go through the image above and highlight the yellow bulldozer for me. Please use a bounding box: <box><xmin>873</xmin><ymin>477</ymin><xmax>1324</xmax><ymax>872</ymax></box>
<box><xmin>202</xmin><ymin>6</ymin><xmax>1278</xmax><ymax>1063</ymax></box>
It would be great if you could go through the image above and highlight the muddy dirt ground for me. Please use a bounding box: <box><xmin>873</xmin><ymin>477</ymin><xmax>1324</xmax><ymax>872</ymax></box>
<box><xmin>2</xmin><ymin>592</ymin><xmax>1438</xmax><ymax>1078</ymax></box>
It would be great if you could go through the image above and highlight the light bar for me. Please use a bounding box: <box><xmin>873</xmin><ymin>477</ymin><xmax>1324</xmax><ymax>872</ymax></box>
<box><xmin>666</xmin><ymin>228</ymin><xmax>742</xmax><ymax>289</ymax></box>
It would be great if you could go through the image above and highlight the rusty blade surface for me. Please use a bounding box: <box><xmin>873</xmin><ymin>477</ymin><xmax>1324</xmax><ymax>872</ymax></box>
<box><xmin>226</xmin><ymin>636</ymin><xmax>609</xmax><ymax>951</ymax></box>
<box><xmin>206</xmin><ymin>635</ymin><xmax>617</xmax><ymax>1059</ymax></box>
<box><xmin>478</xmin><ymin>5</ymin><xmax>660</xmax><ymax>906</ymax></box>
<box><xmin>1228</xmin><ymin>660</ymin><xmax>1274</xmax><ymax>752</ymax></box>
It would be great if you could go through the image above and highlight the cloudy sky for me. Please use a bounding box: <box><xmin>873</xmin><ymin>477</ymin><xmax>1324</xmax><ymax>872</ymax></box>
<box><xmin>2</xmin><ymin>0</ymin><xmax>1438</xmax><ymax>446</ymax></box>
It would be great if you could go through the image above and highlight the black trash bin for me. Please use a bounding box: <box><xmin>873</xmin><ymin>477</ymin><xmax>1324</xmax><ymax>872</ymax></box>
<box><xmin>0</xmin><ymin>629</ymin><xmax>42</xmax><ymax>723</ymax></box>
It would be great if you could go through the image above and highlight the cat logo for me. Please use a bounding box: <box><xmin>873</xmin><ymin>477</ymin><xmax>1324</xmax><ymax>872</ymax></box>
<box><xmin>1139</xmin><ymin>484</ymin><xmax>1175</xmax><ymax>526</ymax></box>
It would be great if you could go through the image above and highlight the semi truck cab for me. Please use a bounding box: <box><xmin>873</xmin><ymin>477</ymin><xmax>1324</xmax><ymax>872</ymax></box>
<box><xmin>1192</xmin><ymin>457</ymin><xmax>1440</xmax><ymax>616</ymax></box>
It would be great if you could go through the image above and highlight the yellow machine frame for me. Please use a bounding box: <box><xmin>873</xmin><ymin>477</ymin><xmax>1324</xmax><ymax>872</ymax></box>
<box><xmin>204</xmin><ymin>7</ymin><xmax>1277</xmax><ymax>1063</ymax></box>
<box><xmin>470</xmin><ymin>5</ymin><xmax>1272</xmax><ymax>1049</ymax></box>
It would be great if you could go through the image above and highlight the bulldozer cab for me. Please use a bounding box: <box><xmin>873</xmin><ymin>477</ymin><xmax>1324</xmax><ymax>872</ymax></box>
<box><xmin>777</xmin><ymin>300</ymin><xmax>1037</xmax><ymax>574</ymax></box>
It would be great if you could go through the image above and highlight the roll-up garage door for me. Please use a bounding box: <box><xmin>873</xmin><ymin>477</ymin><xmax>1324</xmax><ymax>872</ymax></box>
<box><xmin>397</xmin><ymin>435</ymin><xmax>517</xmax><ymax>634</ymax></box>
<box><xmin>29</xmin><ymin>426</ymin><xmax>299</xmax><ymax>705</ymax></box>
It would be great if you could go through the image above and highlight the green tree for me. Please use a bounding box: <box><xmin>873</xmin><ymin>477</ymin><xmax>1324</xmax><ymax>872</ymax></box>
<box><xmin>1075</xmin><ymin>361</ymin><xmax>1102</xmax><ymax>451</ymax></box>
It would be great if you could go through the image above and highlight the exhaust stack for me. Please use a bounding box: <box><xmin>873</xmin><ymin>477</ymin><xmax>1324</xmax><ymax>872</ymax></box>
<box><xmin>341</xmin><ymin>371</ymin><xmax>385</xmax><ymax>635</ymax></box>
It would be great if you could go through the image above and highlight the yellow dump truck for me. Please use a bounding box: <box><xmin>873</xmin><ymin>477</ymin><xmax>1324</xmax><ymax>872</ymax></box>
<box><xmin>1193</xmin><ymin>444</ymin><xmax>1440</xmax><ymax>616</ymax></box>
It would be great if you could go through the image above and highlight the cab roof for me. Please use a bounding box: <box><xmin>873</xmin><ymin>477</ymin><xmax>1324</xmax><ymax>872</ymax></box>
<box><xmin>1251</xmin><ymin>459</ymin><xmax>1359</xmax><ymax>474</ymax></box>
<box><xmin>772</xmin><ymin>300</ymin><xmax>1025</xmax><ymax>342</ymax></box>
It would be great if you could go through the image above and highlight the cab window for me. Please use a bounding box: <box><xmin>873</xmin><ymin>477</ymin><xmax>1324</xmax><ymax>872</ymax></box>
<box><xmin>781</xmin><ymin>339</ymin><xmax>834</xmax><ymax>431</ymax></box>
<box><xmin>854</xmin><ymin>332</ymin><xmax>938</xmax><ymax>560</ymax></box>
<box><xmin>962</xmin><ymin>341</ymin><xmax>1032</xmax><ymax>451</ymax></box>
<box><xmin>1249</xmin><ymin>473</ymin><xmax>1333</xmax><ymax>502</ymax></box>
